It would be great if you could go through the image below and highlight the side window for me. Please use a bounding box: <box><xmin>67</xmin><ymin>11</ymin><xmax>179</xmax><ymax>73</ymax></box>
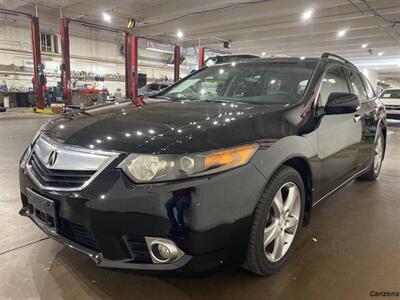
<box><xmin>345</xmin><ymin>68</ymin><xmax>368</xmax><ymax>101</ymax></box>
<box><xmin>319</xmin><ymin>66</ymin><xmax>349</xmax><ymax>106</ymax></box>
<box><xmin>360</xmin><ymin>74</ymin><xmax>375</xmax><ymax>99</ymax></box>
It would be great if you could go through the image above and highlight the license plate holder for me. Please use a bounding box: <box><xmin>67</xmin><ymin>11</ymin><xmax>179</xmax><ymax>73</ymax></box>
<box><xmin>26</xmin><ymin>188</ymin><xmax>57</xmax><ymax>231</ymax></box>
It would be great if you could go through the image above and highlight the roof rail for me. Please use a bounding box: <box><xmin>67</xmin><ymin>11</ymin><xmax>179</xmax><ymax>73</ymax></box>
<box><xmin>321</xmin><ymin>52</ymin><xmax>358</xmax><ymax>69</ymax></box>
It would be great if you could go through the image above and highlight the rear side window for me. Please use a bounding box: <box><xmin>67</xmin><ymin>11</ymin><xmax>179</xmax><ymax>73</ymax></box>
<box><xmin>319</xmin><ymin>66</ymin><xmax>349</xmax><ymax>106</ymax></box>
<box><xmin>360</xmin><ymin>74</ymin><xmax>375</xmax><ymax>99</ymax></box>
<box><xmin>346</xmin><ymin>68</ymin><xmax>368</xmax><ymax>101</ymax></box>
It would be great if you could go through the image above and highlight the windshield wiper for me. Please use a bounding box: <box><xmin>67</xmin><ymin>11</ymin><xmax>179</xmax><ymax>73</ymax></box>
<box><xmin>197</xmin><ymin>98</ymin><xmax>251</xmax><ymax>105</ymax></box>
<box><xmin>150</xmin><ymin>95</ymin><xmax>178</xmax><ymax>101</ymax></box>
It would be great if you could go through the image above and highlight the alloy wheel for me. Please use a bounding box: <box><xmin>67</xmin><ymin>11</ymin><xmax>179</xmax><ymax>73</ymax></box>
<box><xmin>374</xmin><ymin>134</ymin><xmax>383</xmax><ymax>175</ymax></box>
<box><xmin>263</xmin><ymin>182</ymin><xmax>301</xmax><ymax>262</ymax></box>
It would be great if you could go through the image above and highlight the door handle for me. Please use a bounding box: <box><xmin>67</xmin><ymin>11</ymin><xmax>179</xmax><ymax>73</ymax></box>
<box><xmin>353</xmin><ymin>114</ymin><xmax>362</xmax><ymax>122</ymax></box>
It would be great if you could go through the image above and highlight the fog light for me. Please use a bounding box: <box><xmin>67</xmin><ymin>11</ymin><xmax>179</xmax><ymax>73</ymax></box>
<box><xmin>157</xmin><ymin>244</ymin><xmax>171</xmax><ymax>260</ymax></box>
<box><xmin>146</xmin><ymin>238</ymin><xmax>184</xmax><ymax>264</ymax></box>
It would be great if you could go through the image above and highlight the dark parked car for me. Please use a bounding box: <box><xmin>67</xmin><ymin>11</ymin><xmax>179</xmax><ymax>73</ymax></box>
<box><xmin>138</xmin><ymin>82</ymin><xmax>170</xmax><ymax>97</ymax></box>
<box><xmin>205</xmin><ymin>54</ymin><xmax>259</xmax><ymax>66</ymax></box>
<box><xmin>19</xmin><ymin>53</ymin><xmax>386</xmax><ymax>276</ymax></box>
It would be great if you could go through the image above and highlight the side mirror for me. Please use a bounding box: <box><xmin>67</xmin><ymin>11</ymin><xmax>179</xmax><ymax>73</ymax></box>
<box><xmin>325</xmin><ymin>92</ymin><xmax>360</xmax><ymax>115</ymax></box>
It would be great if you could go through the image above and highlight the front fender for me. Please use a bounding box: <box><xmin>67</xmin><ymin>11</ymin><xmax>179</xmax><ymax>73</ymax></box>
<box><xmin>250</xmin><ymin>134</ymin><xmax>319</xmax><ymax>193</ymax></box>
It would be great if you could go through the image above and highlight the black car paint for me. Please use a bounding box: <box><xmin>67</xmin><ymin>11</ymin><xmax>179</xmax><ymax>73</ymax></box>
<box><xmin>19</xmin><ymin>57</ymin><xmax>386</xmax><ymax>275</ymax></box>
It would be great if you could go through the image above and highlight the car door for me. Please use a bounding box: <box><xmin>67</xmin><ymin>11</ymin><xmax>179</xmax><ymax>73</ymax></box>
<box><xmin>345</xmin><ymin>69</ymin><xmax>380</xmax><ymax>170</ymax></box>
<box><xmin>315</xmin><ymin>65</ymin><xmax>363</xmax><ymax>196</ymax></box>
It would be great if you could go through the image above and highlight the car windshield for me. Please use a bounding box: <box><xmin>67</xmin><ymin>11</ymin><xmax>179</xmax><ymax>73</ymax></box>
<box><xmin>159</xmin><ymin>60</ymin><xmax>317</xmax><ymax>105</ymax></box>
<box><xmin>381</xmin><ymin>90</ymin><xmax>400</xmax><ymax>99</ymax></box>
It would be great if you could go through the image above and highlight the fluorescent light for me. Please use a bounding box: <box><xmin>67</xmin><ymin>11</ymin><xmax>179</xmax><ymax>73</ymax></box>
<box><xmin>176</xmin><ymin>30</ymin><xmax>183</xmax><ymax>39</ymax></box>
<box><xmin>302</xmin><ymin>9</ymin><xmax>313</xmax><ymax>20</ymax></box>
<box><xmin>300</xmin><ymin>56</ymin><xmax>306</xmax><ymax>60</ymax></box>
<box><xmin>261</xmin><ymin>52</ymin><xmax>266</xmax><ymax>56</ymax></box>
<box><xmin>102</xmin><ymin>12</ymin><xmax>111</xmax><ymax>23</ymax></box>
<box><xmin>378</xmin><ymin>52</ymin><xmax>384</xmax><ymax>56</ymax></box>
<box><xmin>337</xmin><ymin>29</ymin><xmax>347</xmax><ymax>37</ymax></box>
<box><xmin>361</xmin><ymin>43</ymin><xmax>368</xmax><ymax>48</ymax></box>
<box><xmin>146</xmin><ymin>47</ymin><xmax>174</xmax><ymax>54</ymax></box>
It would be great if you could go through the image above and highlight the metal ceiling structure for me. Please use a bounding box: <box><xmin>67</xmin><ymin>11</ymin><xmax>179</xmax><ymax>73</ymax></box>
<box><xmin>0</xmin><ymin>0</ymin><xmax>399</xmax><ymax>80</ymax></box>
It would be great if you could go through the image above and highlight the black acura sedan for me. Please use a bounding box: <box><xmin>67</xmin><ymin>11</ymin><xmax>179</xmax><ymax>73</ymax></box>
<box><xmin>19</xmin><ymin>53</ymin><xmax>386</xmax><ymax>276</ymax></box>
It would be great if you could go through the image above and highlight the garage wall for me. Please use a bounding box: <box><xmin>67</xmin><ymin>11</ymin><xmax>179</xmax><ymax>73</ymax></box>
<box><xmin>360</xmin><ymin>68</ymin><xmax>378</xmax><ymax>89</ymax></box>
<box><xmin>0</xmin><ymin>24</ymin><xmax>193</xmax><ymax>93</ymax></box>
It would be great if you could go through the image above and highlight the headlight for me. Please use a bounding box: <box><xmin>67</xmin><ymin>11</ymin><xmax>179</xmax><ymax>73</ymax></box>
<box><xmin>32</xmin><ymin>129</ymin><xmax>41</xmax><ymax>144</ymax></box>
<box><xmin>19</xmin><ymin>144</ymin><xmax>32</xmax><ymax>169</ymax></box>
<box><xmin>118</xmin><ymin>144</ymin><xmax>258</xmax><ymax>183</ymax></box>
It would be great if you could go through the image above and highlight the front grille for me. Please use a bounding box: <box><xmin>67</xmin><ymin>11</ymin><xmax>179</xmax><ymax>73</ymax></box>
<box><xmin>124</xmin><ymin>235</ymin><xmax>152</xmax><ymax>263</ymax></box>
<box><xmin>58</xmin><ymin>217</ymin><xmax>99</xmax><ymax>251</ymax></box>
<box><xmin>386</xmin><ymin>105</ymin><xmax>400</xmax><ymax>111</ymax></box>
<box><xmin>29</xmin><ymin>152</ymin><xmax>95</xmax><ymax>189</ymax></box>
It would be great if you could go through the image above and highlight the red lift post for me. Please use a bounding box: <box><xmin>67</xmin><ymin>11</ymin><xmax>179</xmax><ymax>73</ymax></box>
<box><xmin>59</xmin><ymin>18</ymin><xmax>137</xmax><ymax>104</ymax></box>
<box><xmin>58</xmin><ymin>19</ymin><xmax>182</xmax><ymax>104</ymax></box>
<box><xmin>129</xmin><ymin>34</ymin><xmax>138</xmax><ymax>99</ymax></box>
<box><xmin>0</xmin><ymin>9</ymin><xmax>45</xmax><ymax>109</ymax></box>
<box><xmin>59</xmin><ymin>18</ymin><xmax>72</xmax><ymax>105</ymax></box>
<box><xmin>198</xmin><ymin>47</ymin><xmax>205</xmax><ymax>69</ymax></box>
<box><xmin>174</xmin><ymin>45</ymin><xmax>180</xmax><ymax>82</ymax></box>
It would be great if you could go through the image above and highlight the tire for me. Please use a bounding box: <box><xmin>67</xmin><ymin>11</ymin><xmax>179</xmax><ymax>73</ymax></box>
<box><xmin>243</xmin><ymin>165</ymin><xmax>305</xmax><ymax>276</ymax></box>
<box><xmin>358</xmin><ymin>131</ymin><xmax>385</xmax><ymax>181</ymax></box>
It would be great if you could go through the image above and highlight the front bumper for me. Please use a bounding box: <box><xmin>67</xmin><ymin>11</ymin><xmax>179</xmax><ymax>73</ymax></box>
<box><xmin>385</xmin><ymin>106</ymin><xmax>400</xmax><ymax>119</ymax></box>
<box><xmin>19</xmin><ymin>157</ymin><xmax>267</xmax><ymax>274</ymax></box>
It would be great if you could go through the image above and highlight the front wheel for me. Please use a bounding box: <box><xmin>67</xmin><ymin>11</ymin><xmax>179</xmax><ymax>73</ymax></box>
<box><xmin>358</xmin><ymin>131</ymin><xmax>385</xmax><ymax>181</ymax></box>
<box><xmin>244</xmin><ymin>166</ymin><xmax>305</xmax><ymax>276</ymax></box>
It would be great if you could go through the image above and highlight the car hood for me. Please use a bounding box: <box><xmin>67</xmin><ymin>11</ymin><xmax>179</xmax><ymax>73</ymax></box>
<box><xmin>42</xmin><ymin>100</ymin><xmax>295</xmax><ymax>154</ymax></box>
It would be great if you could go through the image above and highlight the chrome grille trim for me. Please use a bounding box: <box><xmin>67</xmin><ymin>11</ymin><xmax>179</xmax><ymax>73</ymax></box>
<box><xmin>26</xmin><ymin>134</ymin><xmax>120</xmax><ymax>191</ymax></box>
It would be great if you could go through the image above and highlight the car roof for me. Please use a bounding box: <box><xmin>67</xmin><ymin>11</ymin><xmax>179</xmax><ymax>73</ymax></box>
<box><xmin>213</xmin><ymin>56</ymin><xmax>358</xmax><ymax>71</ymax></box>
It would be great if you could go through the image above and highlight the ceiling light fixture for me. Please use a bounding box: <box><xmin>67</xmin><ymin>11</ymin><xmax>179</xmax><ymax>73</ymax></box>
<box><xmin>378</xmin><ymin>52</ymin><xmax>384</xmax><ymax>56</ymax></box>
<box><xmin>176</xmin><ymin>30</ymin><xmax>183</xmax><ymax>39</ymax></box>
<box><xmin>300</xmin><ymin>56</ymin><xmax>306</xmax><ymax>60</ymax></box>
<box><xmin>302</xmin><ymin>9</ymin><xmax>313</xmax><ymax>20</ymax></box>
<box><xmin>102</xmin><ymin>12</ymin><xmax>112</xmax><ymax>23</ymax></box>
<box><xmin>337</xmin><ymin>29</ymin><xmax>347</xmax><ymax>37</ymax></box>
<box><xmin>261</xmin><ymin>52</ymin><xmax>266</xmax><ymax>56</ymax></box>
<box><xmin>361</xmin><ymin>43</ymin><xmax>368</xmax><ymax>48</ymax></box>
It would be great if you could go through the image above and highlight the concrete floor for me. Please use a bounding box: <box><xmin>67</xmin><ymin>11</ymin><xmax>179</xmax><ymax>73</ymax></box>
<box><xmin>1</xmin><ymin>109</ymin><xmax>400</xmax><ymax>300</ymax></box>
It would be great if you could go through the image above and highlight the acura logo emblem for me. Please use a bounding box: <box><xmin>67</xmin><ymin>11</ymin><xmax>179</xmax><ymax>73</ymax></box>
<box><xmin>48</xmin><ymin>150</ymin><xmax>58</xmax><ymax>166</ymax></box>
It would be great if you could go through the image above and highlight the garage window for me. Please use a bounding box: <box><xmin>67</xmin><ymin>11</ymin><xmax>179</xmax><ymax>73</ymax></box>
<box><xmin>41</xmin><ymin>33</ymin><xmax>58</xmax><ymax>53</ymax></box>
